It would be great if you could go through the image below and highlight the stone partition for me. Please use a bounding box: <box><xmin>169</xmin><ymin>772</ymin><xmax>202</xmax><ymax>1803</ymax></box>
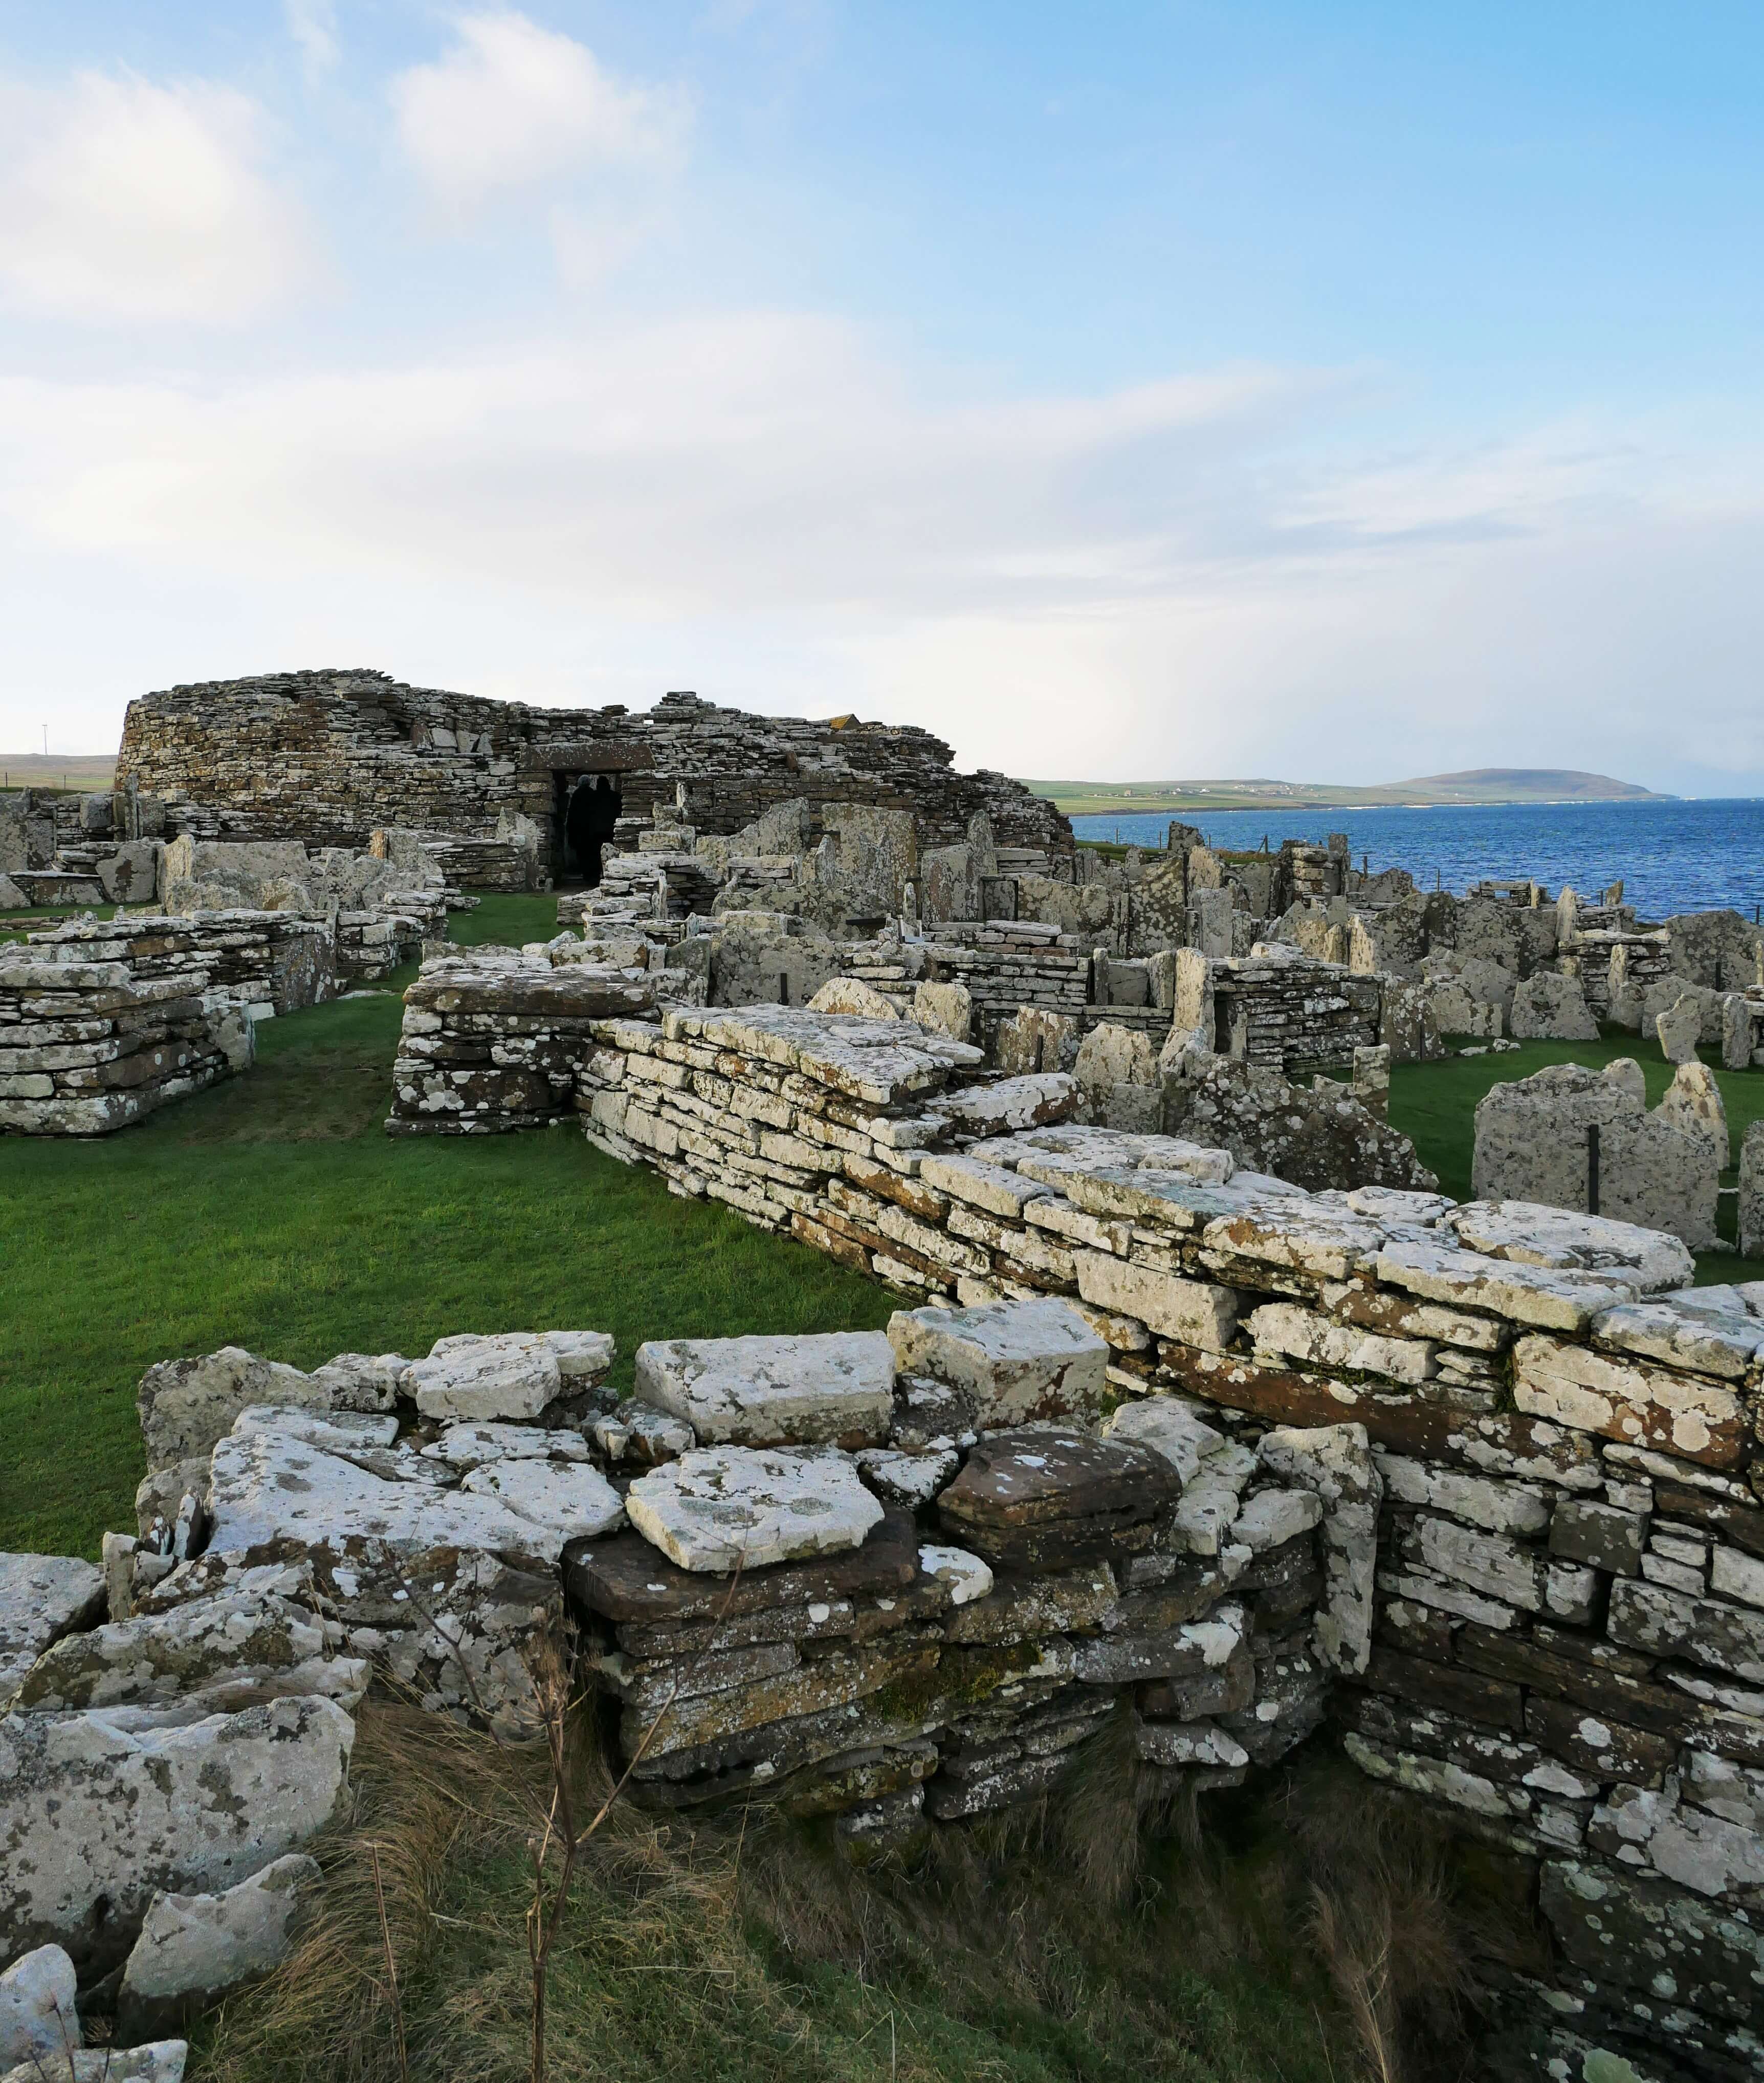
<box><xmin>1</xmin><ymin>928</ymin><xmax>247</xmax><ymax>1135</ymax></box>
<box><xmin>546</xmin><ymin>1002</ymin><xmax>1764</xmax><ymax>2072</ymax></box>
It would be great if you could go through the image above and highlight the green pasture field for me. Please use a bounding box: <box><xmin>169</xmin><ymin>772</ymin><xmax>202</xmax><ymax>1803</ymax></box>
<box><xmin>1</xmin><ymin>897</ymin><xmax>897</xmax><ymax>1558</ymax></box>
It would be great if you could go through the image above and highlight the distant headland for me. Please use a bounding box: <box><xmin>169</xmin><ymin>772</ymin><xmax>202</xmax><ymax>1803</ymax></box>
<box><xmin>1025</xmin><ymin>768</ymin><xmax>1673</xmax><ymax>816</ymax></box>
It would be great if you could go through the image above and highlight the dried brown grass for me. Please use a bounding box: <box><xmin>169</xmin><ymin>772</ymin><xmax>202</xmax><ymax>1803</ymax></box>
<box><xmin>196</xmin><ymin>1683</ymin><xmax>1501</xmax><ymax>2083</ymax></box>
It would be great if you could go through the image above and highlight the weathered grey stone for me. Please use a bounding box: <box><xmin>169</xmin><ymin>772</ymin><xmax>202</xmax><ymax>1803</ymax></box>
<box><xmin>457</xmin><ymin>1458</ymin><xmax>625</xmax><ymax>1540</ymax></box>
<box><xmin>887</xmin><ymin>1297</ymin><xmax>1109</xmax><ymax>1424</ymax></box>
<box><xmin>1742</xmin><ymin>1119</ymin><xmax>1764</xmax><ymax>1261</ymax></box>
<box><xmin>1072</xmin><ymin>1252</ymin><xmax>1238</xmax><ymax>1351</ymax></box>
<box><xmin>11</xmin><ymin>1591</ymin><xmax>366</xmax><ymax>1714</ymax></box>
<box><xmin>0</xmin><ymin>1553</ymin><xmax>106</xmax><ymax>1703</ymax></box>
<box><xmin>633</xmin><ymin>1332</ymin><xmax>895</xmax><ymax>1448</ymax></box>
<box><xmin>916</xmin><ymin>1544</ymin><xmax>993</xmax><ymax>1606</ymax></box>
<box><xmin>1102</xmin><ymin>1396</ymin><xmax>1224</xmax><ymax>1483</ymax></box>
<box><xmin>806</xmin><ymin>976</ymin><xmax>901</xmax><ymax>1022</ymax></box>
<box><xmin>1513</xmin><ymin>1335</ymin><xmax>1743</xmax><ymax>1466</ymax></box>
<box><xmin>1508</xmin><ymin>971</ymin><xmax>1599</xmax><ymax>1041</ymax></box>
<box><xmin>94</xmin><ymin>841</ymin><xmax>161</xmax><ymax>905</ymax></box>
<box><xmin>1655</xmin><ymin>1059</ymin><xmax>1728</xmax><ymax>1172</ymax></box>
<box><xmin>405</xmin><ymin>1332</ymin><xmax>562</xmax><ymax>1422</ymax></box>
<box><xmin>855</xmin><ymin>1445</ymin><xmax>960</xmax><ymax>1507</ymax></box>
<box><xmin>307</xmin><ymin>1351</ymin><xmax>409</xmax><ymax>1413</ymax></box>
<box><xmin>1444</xmin><ymin>1200</ymin><xmax>1694</xmax><ymax>1292</ymax></box>
<box><xmin>593</xmin><ymin>1402</ymin><xmax>696</xmax><ymax>1466</ymax></box>
<box><xmin>1254</xmin><ymin>1424</ymin><xmax>1380</xmax><ymax>1675</ymax></box>
<box><xmin>207</xmin><ymin>1416</ymin><xmax>577</xmax><ymax>1563</ymax></box>
<box><xmin>625</xmin><ymin>1446</ymin><xmax>885</xmax><ymax>1572</ymax></box>
<box><xmin>0</xmin><ymin>1696</ymin><xmax>353</xmax><ymax>1971</ymax></box>
<box><xmin>0</xmin><ymin>1944</ymin><xmax>78</xmax><ymax>2072</ymax></box>
<box><xmin>911</xmin><ymin>980</ymin><xmax>972</xmax><ymax>1043</ymax></box>
<box><xmin>118</xmin><ymin>1853</ymin><xmax>321</xmax><ymax>2036</ymax></box>
<box><xmin>136</xmin><ymin>1348</ymin><xmax>323</xmax><ymax>1475</ymax></box>
<box><xmin>1723</xmin><ymin>992</ymin><xmax>1754</xmax><ymax>1071</ymax></box>
<box><xmin>422</xmin><ymin>1422</ymin><xmax>589</xmax><ymax>1471</ymax></box>
<box><xmin>1656</xmin><ymin>993</ymin><xmax>1703</xmax><ymax>1064</ymax></box>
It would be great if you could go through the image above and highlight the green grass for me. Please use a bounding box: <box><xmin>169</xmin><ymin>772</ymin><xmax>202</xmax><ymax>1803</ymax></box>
<box><xmin>1391</xmin><ymin>1032</ymin><xmax>1764</xmax><ymax>1285</ymax></box>
<box><xmin>1</xmin><ymin>892</ymin><xmax>894</xmax><ymax>1559</ymax></box>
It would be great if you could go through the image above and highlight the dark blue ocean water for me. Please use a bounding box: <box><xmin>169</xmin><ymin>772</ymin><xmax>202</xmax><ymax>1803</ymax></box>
<box><xmin>1070</xmin><ymin>800</ymin><xmax>1764</xmax><ymax>926</ymax></box>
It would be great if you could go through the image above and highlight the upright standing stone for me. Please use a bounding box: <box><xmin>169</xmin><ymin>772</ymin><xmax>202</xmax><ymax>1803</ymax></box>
<box><xmin>1740</xmin><ymin>1121</ymin><xmax>1764</xmax><ymax>1262</ymax></box>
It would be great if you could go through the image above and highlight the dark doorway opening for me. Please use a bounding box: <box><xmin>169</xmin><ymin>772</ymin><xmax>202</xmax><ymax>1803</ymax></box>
<box><xmin>555</xmin><ymin>771</ymin><xmax>623</xmax><ymax>886</ymax></box>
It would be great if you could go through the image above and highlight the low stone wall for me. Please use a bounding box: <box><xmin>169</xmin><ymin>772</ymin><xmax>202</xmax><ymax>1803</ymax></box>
<box><xmin>556</xmin><ymin>1006</ymin><xmax>1764</xmax><ymax>2071</ymax></box>
<box><xmin>387</xmin><ymin>954</ymin><xmax>658</xmax><ymax>1133</ymax></box>
<box><xmin>18</xmin><ymin>912</ymin><xmax>339</xmax><ymax>1021</ymax></box>
<box><xmin>0</xmin><ymin>930</ymin><xmax>246</xmax><ymax>1136</ymax></box>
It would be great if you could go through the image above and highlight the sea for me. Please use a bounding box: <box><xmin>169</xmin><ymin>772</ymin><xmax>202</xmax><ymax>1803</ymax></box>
<box><xmin>1069</xmin><ymin>799</ymin><xmax>1764</xmax><ymax>926</ymax></box>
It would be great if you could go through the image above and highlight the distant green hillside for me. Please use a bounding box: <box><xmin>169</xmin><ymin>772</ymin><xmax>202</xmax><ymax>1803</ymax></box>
<box><xmin>0</xmin><ymin>753</ymin><xmax>118</xmax><ymax>793</ymax></box>
<box><xmin>1025</xmin><ymin>768</ymin><xmax>1671</xmax><ymax>816</ymax></box>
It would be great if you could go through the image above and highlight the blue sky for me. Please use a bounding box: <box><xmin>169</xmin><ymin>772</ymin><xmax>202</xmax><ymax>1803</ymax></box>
<box><xmin>2</xmin><ymin>3</ymin><xmax>1761</xmax><ymax>790</ymax></box>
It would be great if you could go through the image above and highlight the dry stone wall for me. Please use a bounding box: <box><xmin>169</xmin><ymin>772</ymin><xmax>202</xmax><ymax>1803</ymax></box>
<box><xmin>546</xmin><ymin>1002</ymin><xmax>1764</xmax><ymax>2073</ymax></box>
<box><xmin>115</xmin><ymin>672</ymin><xmax>1073</xmax><ymax>871</ymax></box>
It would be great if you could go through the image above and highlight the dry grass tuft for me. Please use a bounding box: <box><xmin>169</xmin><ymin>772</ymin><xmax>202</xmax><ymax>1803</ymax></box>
<box><xmin>196</xmin><ymin>1687</ymin><xmax>1501</xmax><ymax>2083</ymax></box>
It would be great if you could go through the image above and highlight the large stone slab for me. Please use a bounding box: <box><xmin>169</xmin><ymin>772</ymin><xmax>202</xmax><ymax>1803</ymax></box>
<box><xmin>207</xmin><ymin>1415</ymin><xmax>582</xmax><ymax>1563</ymax></box>
<box><xmin>0</xmin><ymin>1553</ymin><xmax>105</xmax><ymax>1703</ymax></box>
<box><xmin>563</xmin><ymin>1508</ymin><xmax>920</xmax><ymax>1624</ymax></box>
<box><xmin>1071</xmin><ymin>1253</ymin><xmax>1239</xmax><ymax>1351</ymax></box>
<box><xmin>1512</xmin><ymin>1334</ymin><xmax>1744</xmax><ymax>1467</ymax></box>
<box><xmin>633</xmin><ymin>1331</ymin><xmax>894</xmax><ymax>1448</ymax></box>
<box><xmin>886</xmin><ymin>1296</ymin><xmax>1109</xmax><ymax>1424</ymax></box>
<box><xmin>1443</xmin><ymin>1201</ymin><xmax>1693</xmax><ymax>1294</ymax></box>
<box><xmin>1102</xmin><ymin>1397</ymin><xmax>1225</xmax><ymax>1483</ymax></box>
<box><xmin>0</xmin><ymin>1945</ymin><xmax>78</xmax><ymax>2072</ymax></box>
<box><xmin>0</xmin><ymin>1696</ymin><xmax>353</xmax><ymax>1971</ymax></box>
<box><xmin>11</xmin><ymin>1592</ymin><xmax>366</xmax><ymax>1714</ymax></box>
<box><xmin>625</xmin><ymin>1446</ymin><xmax>885</xmax><ymax>1572</ymax></box>
<box><xmin>404</xmin><ymin>1332</ymin><xmax>562</xmax><ymax>1422</ymax></box>
<box><xmin>937</xmin><ymin>1427</ymin><xmax>1181</xmax><ymax>1571</ymax></box>
<box><xmin>457</xmin><ymin>1458</ymin><xmax>625</xmax><ymax>1540</ymax></box>
<box><xmin>136</xmin><ymin>1348</ymin><xmax>324</xmax><ymax>1475</ymax></box>
<box><xmin>119</xmin><ymin>1853</ymin><xmax>322</xmax><ymax>2037</ymax></box>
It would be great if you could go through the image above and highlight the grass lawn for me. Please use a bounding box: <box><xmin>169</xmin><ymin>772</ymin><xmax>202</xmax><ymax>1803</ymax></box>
<box><xmin>1</xmin><ymin>895</ymin><xmax>897</xmax><ymax>1559</ymax></box>
<box><xmin>1390</xmin><ymin>1031</ymin><xmax>1764</xmax><ymax>1286</ymax></box>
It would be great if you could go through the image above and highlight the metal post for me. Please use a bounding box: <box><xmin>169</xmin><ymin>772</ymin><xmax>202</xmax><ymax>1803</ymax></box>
<box><xmin>1587</xmin><ymin>1124</ymin><xmax>1601</xmax><ymax>1216</ymax></box>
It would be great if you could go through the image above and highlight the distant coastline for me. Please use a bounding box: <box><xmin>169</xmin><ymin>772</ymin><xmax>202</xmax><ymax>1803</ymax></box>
<box><xmin>1025</xmin><ymin>766</ymin><xmax>1675</xmax><ymax>817</ymax></box>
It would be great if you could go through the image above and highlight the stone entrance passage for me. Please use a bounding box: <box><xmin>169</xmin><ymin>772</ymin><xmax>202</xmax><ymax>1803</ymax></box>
<box><xmin>557</xmin><ymin>771</ymin><xmax>623</xmax><ymax>886</ymax></box>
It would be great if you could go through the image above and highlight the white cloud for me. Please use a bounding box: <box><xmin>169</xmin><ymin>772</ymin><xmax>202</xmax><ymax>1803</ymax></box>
<box><xmin>0</xmin><ymin>71</ymin><xmax>319</xmax><ymax>322</ymax></box>
<box><xmin>285</xmin><ymin>0</ymin><xmax>340</xmax><ymax>78</ymax></box>
<box><xmin>391</xmin><ymin>12</ymin><xmax>689</xmax><ymax>211</ymax></box>
<box><xmin>0</xmin><ymin>316</ymin><xmax>1760</xmax><ymax>789</ymax></box>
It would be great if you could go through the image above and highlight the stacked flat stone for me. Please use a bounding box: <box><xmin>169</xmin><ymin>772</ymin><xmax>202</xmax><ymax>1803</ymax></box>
<box><xmin>575</xmin><ymin>1003</ymin><xmax>1082</xmax><ymax>1291</ymax></box>
<box><xmin>388</xmin><ymin>952</ymin><xmax>657</xmax><ymax>1133</ymax></box>
<box><xmin>0</xmin><ymin>928</ymin><xmax>233</xmax><ymax>1136</ymax></box>
<box><xmin>1196</xmin><ymin>949</ymin><xmax>1384</xmax><ymax>1068</ymax></box>
<box><xmin>333</xmin><ymin>891</ymin><xmax>448</xmax><ymax>982</ymax></box>
<box><xmin>20</xmin><ymin>912</ymin><xmax>338</xmax><ymax>1021</ymax></box>
<box><xmin>115</xmin><ymin>672</ymin><xmax>1074</xmax><ymax>871</ymax></box>
<box><xmin>918</xmin><ymin>932</ymin><xmax>1091</xmax><ymax>1045</ymax></box>
<box><xmin>569</xmin><ymin>1022</ymin><xmax>1764</xmax><ymax>2069</ymax></box>
<box><xmin>565</xmin><ymin>1307</ymin><xmax>1333</xmax><ymax>1831</ymax></box>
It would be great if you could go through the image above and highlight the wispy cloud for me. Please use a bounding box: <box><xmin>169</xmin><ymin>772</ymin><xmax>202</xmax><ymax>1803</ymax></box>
<box><xmin>0</xmin><ymin>71</ymin><xmax>320</xmax><ymax>322</ymax></box>
<box><xmin>284</xmin><ymin>0</ymin><xmax>340</xmax><ymax>80</ymax></box>
<box><xmin>390</xmin><ymin>12</ymin><xmax>690</xmax><ymax>212</ymax></box>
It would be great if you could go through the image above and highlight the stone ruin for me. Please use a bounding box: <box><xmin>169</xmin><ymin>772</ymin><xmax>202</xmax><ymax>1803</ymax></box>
<box><xmin>8</xmin><ymin>1178</ymin><xmax>1764</xmax><ymax>2076</ymax></box>
<box><xmin>109</xmin><ymin>669</ymin><xmax>1072</xmax><ymax>886</ymax></box>
<box><xmin>1474</xmin><ymin>1061</ymin><xmax>1732</xmax><ymax>1253</ymax></box>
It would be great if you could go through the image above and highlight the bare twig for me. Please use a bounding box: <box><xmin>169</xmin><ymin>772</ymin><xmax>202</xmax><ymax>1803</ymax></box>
<box><xmin>369</xmin><ymin>1839</ymin><xmax>410</xmax><ymax>2083</ymax></box>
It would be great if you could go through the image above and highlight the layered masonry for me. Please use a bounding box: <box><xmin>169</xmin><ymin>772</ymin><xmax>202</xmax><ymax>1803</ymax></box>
<box><xmin>2</xmin><ymin>1301</ymin><xmax>1341</xmax><ymax>2073</ymax></box>
<box><xmin>1</xmin><ymin>924</ymin><xmax>252</xmax><ymax>1136</ymax></box>
<box><xmin>556</xmin><ymin>1001</ymin><xmax>1764</xmax><ymax>2074</ymax></box>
